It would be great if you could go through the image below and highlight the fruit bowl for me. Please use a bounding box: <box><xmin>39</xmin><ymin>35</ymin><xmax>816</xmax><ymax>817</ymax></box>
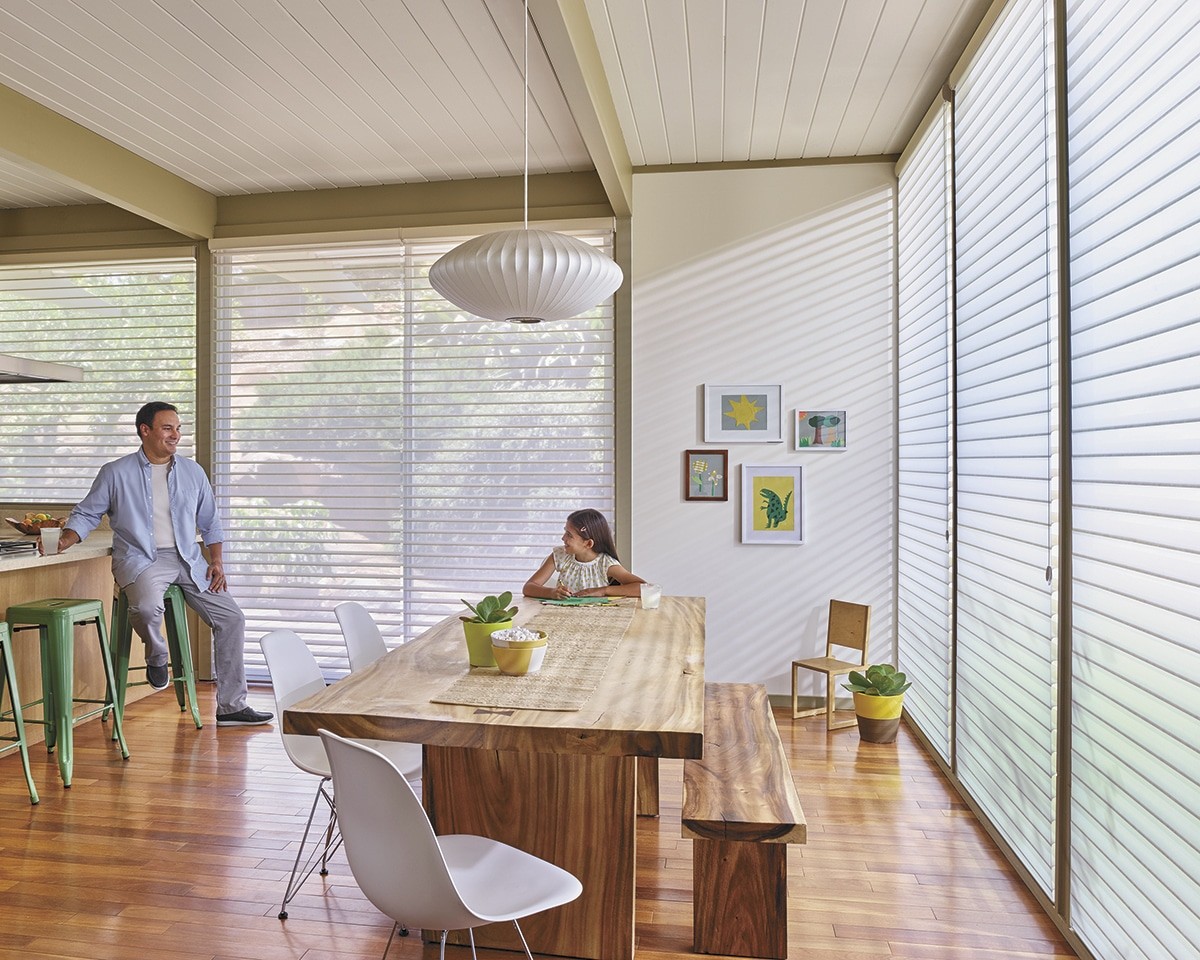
<box><xmin>5</xmin><ymin>515</ymin><xmax>66</xmax><ymax>536</ymax></box>
<box><xmin>491</xmin><ymin>630</ymin><xmax>548</xmax><ymax>676</ymax></box>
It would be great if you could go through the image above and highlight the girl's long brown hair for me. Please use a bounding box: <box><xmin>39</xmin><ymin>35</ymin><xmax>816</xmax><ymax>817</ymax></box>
<box><xmin>567</xmin><ymin>508</ymin><xmax>621</xmax><ymax>565</ymax></box>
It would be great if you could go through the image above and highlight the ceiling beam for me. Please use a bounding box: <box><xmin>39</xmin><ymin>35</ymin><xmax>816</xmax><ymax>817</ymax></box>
<box><xmin>530</xmin><ymin>0</ymin><xmax>632</xmax><ymax>218</ymax></box>
<box><xmin>0</xmin><ymin>83</ymin><xmax>216</xmax><ymax>239</ymax></box>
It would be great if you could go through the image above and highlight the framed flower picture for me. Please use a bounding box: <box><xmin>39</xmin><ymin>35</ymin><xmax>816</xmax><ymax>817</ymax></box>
<box><xmin>703</xmin><ymin>384</ymin><xmax>783</xmax><ymax>443</ymax></box>
<box><xmin>740</xmin><ymin>464</ymin><xmax>804</xmax><ymax>544</ymax></box>
<box><xmin>684</xmin><ymin>449</ymin><xmax>728</xmax><ymax>501</ymax></box>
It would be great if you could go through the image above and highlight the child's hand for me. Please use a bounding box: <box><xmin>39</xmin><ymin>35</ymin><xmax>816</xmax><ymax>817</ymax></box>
<box><xmin>554</xmin><ymin>582</ymin><xmax>573</xmax><ymax>598</ymax></box>
<box><xmin>574</xmin><ymin>587</ymin><xmax>607</xmax><ymax>598</ymax></box>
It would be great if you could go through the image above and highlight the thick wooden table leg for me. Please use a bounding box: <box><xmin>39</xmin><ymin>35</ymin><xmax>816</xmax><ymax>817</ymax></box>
<box><xmin>693</xmin><ymin>839</ymin><xmax>788</xmax><ymax>959</ymax></box>
<box><xmin>424</xmin><ymin>745</ymin><xmax>636</xmax><ymax>960</ymax></box>
<box><xmin>637</xmin><ymin>756</ymin><xmax>659</xmax><ymax>817</ymax></box>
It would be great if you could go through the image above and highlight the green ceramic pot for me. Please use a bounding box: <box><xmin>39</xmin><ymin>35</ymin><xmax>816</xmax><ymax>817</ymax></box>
<box><xmin>461</xmin><ymin>619</ymin><xmax>511</xmax><ymax>668</ymax></box>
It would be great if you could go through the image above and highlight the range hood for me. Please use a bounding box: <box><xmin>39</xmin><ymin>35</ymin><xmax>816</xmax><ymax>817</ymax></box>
<box><xmin>0</xmin><ymin>353</ymin><xmax>85</xmax><ymax>384</ymax></box>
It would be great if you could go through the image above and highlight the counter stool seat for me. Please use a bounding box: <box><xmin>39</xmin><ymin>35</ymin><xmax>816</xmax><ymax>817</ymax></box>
<box><xmin>5</xmin><ymin>598</ymin><xmax>129</xmax><ymax>788</ymax></box>
<box><xmin>0</xmin><ymin>622</ymin><xmax>39</xmax><ymax>804</ymax></box>
<box><xmin>108</xmin><ymin>584</ymin><xmax>202</xmax><ymax>732</ymax></box>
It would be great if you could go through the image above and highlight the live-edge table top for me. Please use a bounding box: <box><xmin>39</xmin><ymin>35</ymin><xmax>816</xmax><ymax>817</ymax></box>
<box><xmin>283</xmin><ymin>596</ymin><xmax>705</xmax><ymax>759</ymax></box>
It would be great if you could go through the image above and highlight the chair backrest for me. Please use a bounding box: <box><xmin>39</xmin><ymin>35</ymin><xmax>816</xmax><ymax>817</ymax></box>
<box><xmin>319</xmin><ymin>730</ymin><xmax>477</xmax><ymax>932</ymax></box>
<box><xmin>260</xmin><ymin>629</ymin><xmax>331</xmax><ymax>778</ymax></box>
<box><xmin>826</xmin><ymin>600</ymin><xmax>871</xmax><ymax>663</ymax></box>
<box><xmin>334</xmin><ymin>602</ymin><xmax>389</xmax><ymax>673</ymax></box>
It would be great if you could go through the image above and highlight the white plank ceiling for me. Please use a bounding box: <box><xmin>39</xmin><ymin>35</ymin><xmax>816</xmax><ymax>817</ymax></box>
<box><xmin>0</xmin><ymin>0</ymin><xmax>990</xmax><ymax>211</ymax></box>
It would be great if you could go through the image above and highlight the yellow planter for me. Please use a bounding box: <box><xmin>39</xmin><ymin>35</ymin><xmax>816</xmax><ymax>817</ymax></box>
<box><xmin>462</xmin><ymin>620</ymin><xmax>511</xmax><ymax>668</ymax></box>
<box><xmin>491</xmin><ymin>632</ymin><xmax>548</xmax><ymax>676</ymax></box>
<box><xmin>852</xmin><ymin>691</ymin><xmax>905</xmax><ymax>743</ymax></box>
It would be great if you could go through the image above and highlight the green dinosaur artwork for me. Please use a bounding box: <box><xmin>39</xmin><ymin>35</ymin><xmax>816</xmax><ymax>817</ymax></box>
<box><xmin>759</xmin><ymin>488</ymin><xmax>791</xmax><ymax>528</ymax></box>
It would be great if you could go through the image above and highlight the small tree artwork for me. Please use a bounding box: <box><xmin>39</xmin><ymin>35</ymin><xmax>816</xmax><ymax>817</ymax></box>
<box><xmin>795</xmin><ymin>409</ymin><xmax>847</xmax><ymax>450</ymax></box>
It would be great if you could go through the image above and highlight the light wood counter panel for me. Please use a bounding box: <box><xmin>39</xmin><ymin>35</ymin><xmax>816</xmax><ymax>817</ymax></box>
<box><xmin>0</xmin><ymin>533</ymin><xmax>159</xmax><ymax>745</ymax></box>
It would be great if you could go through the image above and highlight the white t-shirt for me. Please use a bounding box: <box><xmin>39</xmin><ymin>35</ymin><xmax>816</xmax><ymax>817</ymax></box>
<box><xmin>150</xmin><ymin>461</ymin><xmax>175</xmax><ymax>549</ymax></box>
<box><xmin>553</xmin><ymin>546</ymin><xmax>618</xmax><ymax>594</ymax></box>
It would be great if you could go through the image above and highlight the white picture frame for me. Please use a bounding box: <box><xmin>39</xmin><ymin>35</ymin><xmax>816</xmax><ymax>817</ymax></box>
<box><xmin>703</xmin><ymin>384</ymin><xmax>783</xmax><ymax>443</ymax></box>
<box><xmin>794</xmin><ymin>409</ymin><xmax>847</xmax><ymax>450</ymax></box>
<box><xmin>740</xmin><ymin>463</ymin><xmax>805</xmax><ymax>544</ymax></box>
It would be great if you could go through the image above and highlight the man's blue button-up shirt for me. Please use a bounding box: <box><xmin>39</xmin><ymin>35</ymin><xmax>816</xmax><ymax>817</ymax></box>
<box><xmin>66</xmin><ymin>448</ymin><xmax>224</xmax><ymax>590</ymax></box>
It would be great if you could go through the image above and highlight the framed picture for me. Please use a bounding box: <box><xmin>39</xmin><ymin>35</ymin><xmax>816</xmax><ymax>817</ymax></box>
<box><xmin>703</xmin><ymin>384</ymin><xmax>783</xmax><ymax>443</ymax></box>
<box><xmin>795</xmin><ymin>409</ymin><xmax>847</xmax><ymax>450</ymax></box>
<box><xmin>741</xmin><ymin>463</ymin><xmax>804</xmax><ymax>544</ymax></box>
<box><xmin>684</xmin><ymin>449</ymin><xmax>728</xmax><ymax>501</ymax></box>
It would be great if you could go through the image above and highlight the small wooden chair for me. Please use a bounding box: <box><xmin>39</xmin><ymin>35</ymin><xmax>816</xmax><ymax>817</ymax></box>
<box><xmin>791</xmin><ymin>599</ymin><xmax>872</xmax><ymax>730</ymax></box>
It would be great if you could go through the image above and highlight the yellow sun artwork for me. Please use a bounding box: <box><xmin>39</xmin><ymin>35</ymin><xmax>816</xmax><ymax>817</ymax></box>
<box><xmin>724</xmin><ymin>394</ymin><xmax>764</xmax><ymax>430</ymax></box>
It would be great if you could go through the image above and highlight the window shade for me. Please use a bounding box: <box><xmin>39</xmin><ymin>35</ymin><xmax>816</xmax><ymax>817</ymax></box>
<box><xmin>212</xmin><ymin>237</ymin><xmax>615</xmax><ymax>680</ymax></box>
<box><xmin>953</xmin><ymin>0</ymin><xmax>1059</xmax><ymax>896</ymax></box>
<box><xmin>0</xmin><ymin>258</ymin><xmax>197</xmax><ymax>501</ymax></box>
<box><xmin>896</xmin><ymin>101</ymin><xmax>954</xmax><ymax>764</ymax></box>
<box><xmin>1067</xmin><ymin>1</ymin><xmax>1200</xmax><ymax>957</ymax></box>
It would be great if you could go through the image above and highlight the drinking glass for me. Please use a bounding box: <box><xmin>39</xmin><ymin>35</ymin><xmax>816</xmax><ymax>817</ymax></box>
<box><xmin>40</xmin><ymin>527</ymin><xmax>62</xmax><ymax>555</ymax></box>
<box><xmin>640</xmin><ymin>582</ymin><xmax>662</xmax><ymax>609</ymax></box>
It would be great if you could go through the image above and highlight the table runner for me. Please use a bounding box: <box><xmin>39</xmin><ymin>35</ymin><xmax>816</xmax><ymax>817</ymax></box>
<box><xmin>431</xmin><ymin>602</ymin><xmax>636</xmax><ymax>711</ymax></box>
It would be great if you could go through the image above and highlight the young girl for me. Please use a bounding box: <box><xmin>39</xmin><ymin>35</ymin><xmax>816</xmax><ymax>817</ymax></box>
<box><xmin>523</xmin><ymin>508</ymin><xmax>646</xmax><ymax>599</ymax></box>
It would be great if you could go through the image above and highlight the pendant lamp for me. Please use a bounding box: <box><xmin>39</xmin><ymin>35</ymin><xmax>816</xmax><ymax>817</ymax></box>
<box><xmin>429</xmin><ymin>0</ymin><xmax>623</xmax><ymax>324</ymax></box>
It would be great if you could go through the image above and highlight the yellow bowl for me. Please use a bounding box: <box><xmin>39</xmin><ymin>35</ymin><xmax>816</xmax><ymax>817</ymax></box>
<box><xmin>491</xmin><ymin>632</ymin><xmax>548</xmax><ymax>676</ymax></box>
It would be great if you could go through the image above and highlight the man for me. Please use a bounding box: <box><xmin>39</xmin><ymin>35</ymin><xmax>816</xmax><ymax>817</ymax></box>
<box><xmin>59</xmin><ymin>402</ymin><xmax>272</xmax><ymax>727</ymax></box>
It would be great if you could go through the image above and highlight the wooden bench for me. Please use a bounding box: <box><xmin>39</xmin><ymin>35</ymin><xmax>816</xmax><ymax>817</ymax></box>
<box><xmin>683</xmin><ymin>682</ymin><xmax>806</xmax><ymax>959</ymax></box>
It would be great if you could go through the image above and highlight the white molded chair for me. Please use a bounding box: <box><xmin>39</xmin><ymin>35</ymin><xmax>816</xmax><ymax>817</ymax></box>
<box><xmin>260</xmin><ymin>629</ymin><xmax>422</xmax><ymax>921</ymax></box>
<box><xmin>334</xmin><ymin>601</ymin><xmax>389</xmax><ymax>672</ymax></box>
<box><xmin>320</xmin><ymin>730</ymin><xmax>583</xmax><ymax>960</ymax></box>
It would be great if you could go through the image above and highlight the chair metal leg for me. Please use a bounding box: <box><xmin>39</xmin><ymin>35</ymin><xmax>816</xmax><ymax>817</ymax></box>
<box><xmin>34</xmin><ymin>626</ymin><xmax>56</xmax><ymax>754</ymax></box>
<box><xmin>106</xmin><ymin>590</ymin><xmax>132</xmax><ymax>733</ymax></box>
<box><xmin>438</xmin><ymin>930</ymin><xmax>448</xmax><ymax>960</ymax></box>
<box><xmin>0</xmin><ymin>636</ymin><xmax>39</xmax><ymax>805</ymax></box>
<box><xmin>468</xmin><ymin>927</ymin><xmax>478</xmax><ymax>959</ymax></box>
<box><xmin>164</xmin><ymin>589</ymin><xmax>202</xmax><ymax>728</ymax></box>
<box><xmin>278</xmin><ymin>777</ymin><xmax>341</xmax><ymax>920</ymax></box>
<box><xmin>91</xmin><ymin>615</ymin><xmax>129</xmax><ymax>758</ymax></box>
<box><xmin>512</xmin><ymin>919</ymin><xmax>535</xmax><ymax>960</ymax></box>
<box><xmin>380</xmin><ymin>921</ymin><xmax>400</xmax><ymax>960</ymax></box>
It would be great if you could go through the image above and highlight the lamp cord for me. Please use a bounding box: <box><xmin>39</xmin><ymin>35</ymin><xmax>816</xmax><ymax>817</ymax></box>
<box><xmin>523</xmin><ymin>0</ymin><xmax>529</xmax><ymax>231</ymax></box>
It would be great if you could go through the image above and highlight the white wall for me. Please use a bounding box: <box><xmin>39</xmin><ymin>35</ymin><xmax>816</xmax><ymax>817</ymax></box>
<box><xmin>630</xmin><ymin>163</ymin><xmax>896</xmax><ymax>695</ymax></box>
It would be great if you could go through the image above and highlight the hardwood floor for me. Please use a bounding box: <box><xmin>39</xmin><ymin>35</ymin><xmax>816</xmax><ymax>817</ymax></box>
<box><xmin>0</xmin><ymin>684</ymin><xmax>1078</xmax><ymax>960</ymax></box>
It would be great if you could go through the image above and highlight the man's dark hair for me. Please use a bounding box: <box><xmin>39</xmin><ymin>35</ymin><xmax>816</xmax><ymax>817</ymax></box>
<box><xmin>135</xmin><ymin>401</ymin><xmax>178</xmax><ymax>437</ymax></box>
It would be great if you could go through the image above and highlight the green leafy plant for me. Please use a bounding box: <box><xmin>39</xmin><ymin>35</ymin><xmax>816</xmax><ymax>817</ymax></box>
<box><xmin>844</xmin><ymin>663</ymin><xmax>912</xmax><ymax>697</ymax></box>
<box><xmin>460</xmin><ymin>591</ymin><xmax>518</xmax><ymax>624</ymax></box>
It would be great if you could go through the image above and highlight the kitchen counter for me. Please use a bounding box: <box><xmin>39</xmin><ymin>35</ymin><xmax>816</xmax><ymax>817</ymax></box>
<box><xmin>0</xmin><ymin>530</ymin><xmax>114</xmax><ymax>572</ymax></box>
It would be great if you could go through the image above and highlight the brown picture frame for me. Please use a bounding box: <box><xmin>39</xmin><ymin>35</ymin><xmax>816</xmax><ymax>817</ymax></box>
<box><xmin>684</xmin><ymin>449</ymin><xmax>729</xmax><ymax>501</ymax></box>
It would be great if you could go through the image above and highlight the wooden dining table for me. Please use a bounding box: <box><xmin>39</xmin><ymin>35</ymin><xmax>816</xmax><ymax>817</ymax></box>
<box><xmin>283</xmin><ymin>595</ymin><xmax>705</xmax><ymax>960</ymax></box>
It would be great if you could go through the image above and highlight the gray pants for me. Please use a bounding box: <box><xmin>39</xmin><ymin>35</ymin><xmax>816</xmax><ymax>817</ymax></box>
<box><xmin>123</xmin><ymin>550</ymin><xmax>249</xmax><ymax>715</ymax></box>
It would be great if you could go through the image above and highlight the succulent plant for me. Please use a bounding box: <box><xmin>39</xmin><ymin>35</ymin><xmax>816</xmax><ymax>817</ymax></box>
<box><xmin>843</xmin><ymin>663</ymin><xmax>912</xmax><ymax>697</ymax></box>
<box><xmin>460</xmin><ymin>591</ymin><xmax>518</xmax><ymax>624</ymax></box>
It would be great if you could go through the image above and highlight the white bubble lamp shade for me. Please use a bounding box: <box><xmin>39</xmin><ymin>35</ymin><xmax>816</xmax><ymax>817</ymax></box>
<box><xmin>427</xmin><ymin>0</ymin><xmax>622</xmax><ymax>324</ymax></box>
<box><xmin>429</xmin><ymin>227</ymin><xmax>622</xmax><ymax>323</ymax></box>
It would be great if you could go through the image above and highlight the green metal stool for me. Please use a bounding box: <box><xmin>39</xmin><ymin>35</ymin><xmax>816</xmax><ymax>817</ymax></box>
<box><xmin>108</xmin><ymin>584</ymin><xmax>202</xmax><ymax>732</ymax></box>
<box><xmin>5</xmin><ymin>598</ymin><xmax>129</xmax><ymax>788</ymax></box>
<box><xmin>0</xmin><ymin>622</ymin><xmax>39</xmax><ymax>804</ymax></box>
